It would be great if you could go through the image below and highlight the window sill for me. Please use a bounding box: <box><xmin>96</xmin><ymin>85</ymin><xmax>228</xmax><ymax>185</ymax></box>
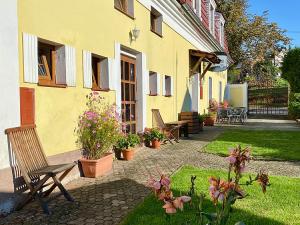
<box><xmin>164</xmin><ymin>95</ymin><xmax>172</xmax><ymax>97</ymax></box>
<box><xmin>151</xmin><ymin>30</ymin><xmax>163</xmax><ymax>38</ymax></box>
<box><xmin>92</xmin><ymin>87</ymin><xmax>110</xmax><ymax>92</ymax></box>
<box><xmin>38</xmin><ymin>81</ymin><xmax>67</xmax><ymax>88</ymax></box>
<box><xmin>114</xmin><ymin>7</ymin><xmax>135</xmax><ymax>20</ymax></box>
<box><xmin>149</xmin><ymin>93</ymin><xmax>158</xmax><ymax>96</ymax></box>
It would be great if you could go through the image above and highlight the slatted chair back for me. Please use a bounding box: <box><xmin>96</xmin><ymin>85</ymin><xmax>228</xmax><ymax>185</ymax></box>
<box><xmin>5</xmin><ymin>125</ymin><xmax>49</xmax><ymax>185</ymax></box>
<box><xmin>152</xmin><ymin>109</ymin><xmax>166</xmax><ymax>129</ymax></box>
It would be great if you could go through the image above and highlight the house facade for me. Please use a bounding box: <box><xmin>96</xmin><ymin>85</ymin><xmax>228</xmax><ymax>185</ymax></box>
<box><xmin>0</xmin><ymin>0</ymin><xmax>228</xmax><ymax>214</ymax></box>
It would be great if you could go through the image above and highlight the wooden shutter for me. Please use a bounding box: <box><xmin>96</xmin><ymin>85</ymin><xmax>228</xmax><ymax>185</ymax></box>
<box><xmin>20</xmin><ymin>87</ymin><xmax>35</xmax><ymax>126</ymax></box>
<box><xmin>23</xmin><ymin>33</ymin><xmax>38</xmax><ymax>83</ymax></box>
<box><xmin>65</xmin><ymin>45</ymin><xmax>76</xmax><ymax>86</ymax></box>
<box><xmin>200</xmin><ymin>78</ymin><xmax>204</xmax><ymax>99</ymax></box>
<box><xmin>83</xmin><ymin>50</ymin><xmax>92</xmax><ymax>88</ymax></box>
<box><xmin>55</xmin><ymin>46</ymin><xmax>66</xmax><ymax>85</ymax></box>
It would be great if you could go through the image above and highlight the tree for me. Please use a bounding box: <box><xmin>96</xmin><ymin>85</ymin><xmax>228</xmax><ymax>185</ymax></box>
<box><xmin>216</xmin><ymin>0</ymin><xmax>290</xmax><ymax>78</ymax></box>
<box><xmin>281</xmin><ymin>48</ymin><xmax>300</xmax><ymax>92</ymax></box>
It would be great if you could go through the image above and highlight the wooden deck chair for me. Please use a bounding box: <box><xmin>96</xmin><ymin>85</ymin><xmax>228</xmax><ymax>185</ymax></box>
<box><xmin>5</xmin><ymin>125</ymin><xmax>77</xmax><ymax>214</ymax></box>
<box><xmin>151</xmin><ymin>109</ymin><xmax>180</xmax><ymax>144</ymax></box>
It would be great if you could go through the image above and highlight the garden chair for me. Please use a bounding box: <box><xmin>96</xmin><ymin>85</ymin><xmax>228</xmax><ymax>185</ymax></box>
<box><xmin>217</xmin><ymin>108</ymin><xmax>232</xmax><ymax>123</ymax></box>
<box><xmin>5</xmin><ymin>125</ymin><xmax>77</xmax><ymax>214</ymax></box>
<box><xmin>232</xmin><ymin>107</ymin><xmax>246</xmax><ymax>124</ymax></box>
<box><xmin>151</xmin><ymin>109</ymin><xmax>181</xmax><ymax>144</ymax></box>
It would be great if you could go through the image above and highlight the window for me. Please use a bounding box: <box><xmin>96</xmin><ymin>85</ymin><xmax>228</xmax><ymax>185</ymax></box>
<box><xmin>150</xmin><ymin>7</ymin><xmax>163</xmax><ymax>36</ymax></box>
<box><xmin>114</xmin><ymin>0</ymin><xmax>134</xmax><ymax>18</ymax></box>
<box><xmin>219</xmin><ymin>22</ymin><xmax>225</xmax><ymax>47</ymax></box>
<box><xmin>38</xmin><ymin>41</ymin><xmax>66</xmax><ymax>87</ymax></box>
<box><xmin>91</xmin><ymin>55</ymin><xmax>109</xmax><ymax>91</ymax></box>
<box><xmin>149</xmin><ymin>71</ymin><xmax>160</xmax><ymax>96</ymax></box>
<box><xmin>192</xmin><ymin>0</ymin><xmax>201</xmax><ymax>17</ymax></box>
<box><xmin>164</xmin><ymin>75</ymin><xmax>172</xmax><ymax>97</ymax></box>
<box><xmin>209</xmin><ymin>77</ymin><xmax>213</xmax><ymax>100</ymax></box>
<box><xmin>219</xmin><ymin>81</ymin><xmax>222</xmax><ymax>102</ymax></box>
<box><xmin>209</xmin><ymin>4</ymin><xmax>215</xmax><ymax>34</ymax></box>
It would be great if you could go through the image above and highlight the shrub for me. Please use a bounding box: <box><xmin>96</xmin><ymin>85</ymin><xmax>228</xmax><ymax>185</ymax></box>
<box><xmin>76</xmin><ymin>92</ymin><xmax>122</xmax><ymax>159</ymax></box>
<box><xmin>281</xmin><ymin>48</ymin><xmax>300</xmax><ymax>92</ymax></box>
<box><xmin>289</xmin><ymin>93</ymin><xmax>300</xmax><ymax>119</ymax></box>
<box><xmin>115</xmin><ymin>133</ymin><xmax>140</xmax><ymax>150</ymax></box>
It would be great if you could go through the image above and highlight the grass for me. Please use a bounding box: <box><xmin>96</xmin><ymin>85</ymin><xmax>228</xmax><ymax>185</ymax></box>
<box><xmin>204</xmin><ymin>130</ymin><xmax>300</xmax><ymax>161</ymax></box>
<box><xmin>121</xmin><ymin>166</ymin><xmax>300</xmax><ymax>225</ymax></box>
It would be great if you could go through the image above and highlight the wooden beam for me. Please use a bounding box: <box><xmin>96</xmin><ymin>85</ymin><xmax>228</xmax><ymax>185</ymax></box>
<box><xmin>190</xmin><ymin>56</ymin><xmax>204</xmax><ymax>76</ymax></box>
<box><xmin>200</xmin><ymin>62</ymin><xmax>212</xmax><ymax>80</ymax></box>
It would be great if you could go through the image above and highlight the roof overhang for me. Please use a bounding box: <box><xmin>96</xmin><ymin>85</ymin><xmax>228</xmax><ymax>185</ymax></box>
<box><xmin>190</xmin><ymin>49</ymin><xmax>221</xmax><ymax>78</ymax></box>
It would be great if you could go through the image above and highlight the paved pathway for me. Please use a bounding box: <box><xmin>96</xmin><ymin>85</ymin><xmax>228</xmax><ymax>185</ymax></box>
<box><xmin>1</xmin><ymin>126</ymin><xmax>299</xmax><ymax>225</ymax></box>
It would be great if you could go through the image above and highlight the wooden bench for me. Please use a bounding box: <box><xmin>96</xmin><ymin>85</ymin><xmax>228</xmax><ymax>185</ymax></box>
<box><xmin>5</xmin><ymin>125</ymin><xmax>76</xmax><ymax>214</ymax></box>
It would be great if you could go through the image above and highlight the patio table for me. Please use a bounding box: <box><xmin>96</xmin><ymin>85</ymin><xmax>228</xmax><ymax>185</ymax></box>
<box><xmin>166</xmin><ymin>120</ymin><xmax>190</xmax><ymax>138</ymax></box>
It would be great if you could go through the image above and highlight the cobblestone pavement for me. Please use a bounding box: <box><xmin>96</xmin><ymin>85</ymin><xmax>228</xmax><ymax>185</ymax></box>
<box><xmin>1</xmin><ymin>127</ymin><xmax>299</xmax><ymax>225</ymax></box>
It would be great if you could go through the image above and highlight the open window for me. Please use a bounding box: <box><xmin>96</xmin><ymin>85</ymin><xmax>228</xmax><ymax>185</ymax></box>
<box><xmin>91</xmin><ymin>54</ymin><xmax>109</xmax><ymax>91</ymax></box>
<box><xmin>38</xmin><ymin>41</ymin><xmax>66</xmax><ymax>87</ymax></box>
<box><xmin>114</xmin><ymin>0</ymin><xmax>134</xmax><ymax>18</ymax></box>
<box><xmin>150</xmin><ymin>7</ymin><xmax>163</xmax><ymax>37</ymax></box>
<box><xmin>149</xmin><ymin>71</ymin><xmax>160</xmax><ymax>96</ymax></box>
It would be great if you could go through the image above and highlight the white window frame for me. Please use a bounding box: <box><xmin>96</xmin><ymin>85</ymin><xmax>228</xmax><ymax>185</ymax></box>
<box><xmin>208</xmin><ymin>0</ymin><xmax>216</xmax><ymax>35</ymax></box>
<box><xmin>192</xmin><ymin>0</ymin><xmax>201</xmax><ymax>18</ymax></box>
<box><xmin>219</xmin><ymin>15</ymin><xmax>225</xmax><ymax>48</ymax></box>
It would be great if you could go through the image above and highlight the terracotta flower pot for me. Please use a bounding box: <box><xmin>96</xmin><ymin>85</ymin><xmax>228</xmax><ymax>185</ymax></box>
<box><xmin>79</xmin><ymin>153</ymin><xmax>113</xmax><ymax>178</ymax></box>
<box><xmin>204</xmin><ymin>117</ymin><xmax>215</xmax><ymax>126</ymax></box>
<box><xmin>151</xmin><ymin>139</ymin><xmax>161</xmax><ymax>149</ymax></box>
<box><xmin>122</xmin><ymin>148</ymin><xmax>135</xmax><ymax>161</ymax></box>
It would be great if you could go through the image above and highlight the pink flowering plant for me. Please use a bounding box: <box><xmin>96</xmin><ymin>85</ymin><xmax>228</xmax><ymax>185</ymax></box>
<box><xmin>148</xmin><ymin>145</ymin><xmax>270</xmax><ymax>225</ymax></box>
<box><xmin>148</xmin><ymin>173</ymin><xmax>191</xmax><ymax>219</ymax></box>
<box><xmin>208</xmin><ymin>98</ymin><xmax>219</xmax><ymax>113</ymax></box>
<box><xmin>76</xmin><ymin>92</ymin><xmax>122</xmax><ymax>159</ymax></box>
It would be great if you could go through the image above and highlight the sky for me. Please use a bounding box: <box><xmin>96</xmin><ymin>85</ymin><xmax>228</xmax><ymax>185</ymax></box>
<box><xmin>248</xmin><ymin>0</ymin><xmax>300</xmax><ymax>47</ymax></box>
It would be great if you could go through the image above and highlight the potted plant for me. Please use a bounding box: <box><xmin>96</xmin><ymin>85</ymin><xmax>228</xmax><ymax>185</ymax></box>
<box><xmin>115</xmin><ymin>133</ymin><xmax>140</xmax><ymax>161</ymax></box>
<box><xmin>76</xmin><ymin>92</ymin><xmax>122</xmax><ymax>178</ymax></box>
<box><xmin>143</xmin><ymin>128</ymin><xmax>152</xmax><ymax>147</ymax></box>
<box><xmin>208</xmin><ymin>98</ymin><xmax>218</xmax><ymax>121</ymax></box>
<box><xmin>198</xmin><ymin>114</ymin><xmax>205</xmax><ymax>131</ymax></box>
<box><xmin>149</xmin><ymin>128</ymin><xmax>164</xmax><ymax>149</ymax></box>
<box><xmin>203</xmin><ymin>113</ymin><xmax>215</xmax><ymax>126</ymax></box>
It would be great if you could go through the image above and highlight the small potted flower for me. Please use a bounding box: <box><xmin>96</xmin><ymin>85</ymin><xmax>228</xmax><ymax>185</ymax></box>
<box><xmin>76</xmin><ymin>92</ymin><xmax>122</xmax><ymax>178</ymax></box>
<box><xmin>149</xmin><ymin>128</ymin><xmax>164</xmax><ymax>149</ymax></box>
<box><xmin>198</xmin><ymin>114</ymin><xmax>205</xmax><ymax>131</ymax></box>
<box><xmin>115</xmin><ymin>133</ymin><xmax>140</xmax><ymax>161</ymax></box>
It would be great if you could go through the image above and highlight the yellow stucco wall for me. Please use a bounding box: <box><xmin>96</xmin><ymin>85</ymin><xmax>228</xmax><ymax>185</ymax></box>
<box><xmin>199</xmin><ymin>70</ymin><xmax>228</xmax><ymax>114</ymax></box>
<box><xmin>18</xmin><ymin>0</ymin><xmax>227</xmax><ymax>156</ymax></box>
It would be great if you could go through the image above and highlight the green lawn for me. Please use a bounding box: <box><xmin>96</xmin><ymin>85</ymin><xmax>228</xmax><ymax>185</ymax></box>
<box><xmin>122</xmin><ymin>166</ymin><xmax>300</xmax><ymax>225</ymax></box>
<box><xmin>204</xmin><ymin>130</ymin><xmax>300</xmax><ymax>161</ymax></box>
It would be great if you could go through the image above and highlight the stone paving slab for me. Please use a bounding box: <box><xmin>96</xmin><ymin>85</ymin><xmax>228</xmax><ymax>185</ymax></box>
<box><xmin>1</xmin><ymin>126</ymin><xmax>299</xmax><ymax>225</ymax></box>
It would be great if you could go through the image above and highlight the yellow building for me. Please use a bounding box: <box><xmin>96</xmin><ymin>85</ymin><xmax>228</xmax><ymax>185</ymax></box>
<box><xmin>0</xmin><ymin>0</ymin><xmax>228</xmax><ymax>213</ymax></box>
